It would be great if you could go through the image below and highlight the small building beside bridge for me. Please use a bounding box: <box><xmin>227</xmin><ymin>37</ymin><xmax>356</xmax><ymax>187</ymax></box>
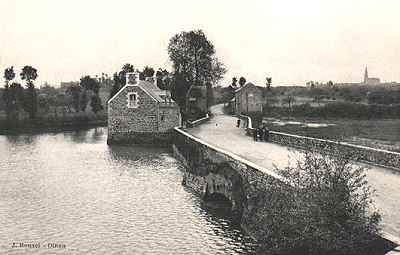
<box><xmin>107</xmin><ymin>72</ymin><xmax>181</xmax><ymax>144</ymax></box>
<box><xmin>233</xmin><ymin>82</ymin><xmax>264</xmax><ymax>115</ymax></box>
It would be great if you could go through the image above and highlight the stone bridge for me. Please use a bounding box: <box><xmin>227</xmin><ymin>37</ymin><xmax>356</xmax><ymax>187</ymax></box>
<box><xmin>172</xmin><ymin>104</ymin><xmax>400</xmax><ymax>250</ymax></box>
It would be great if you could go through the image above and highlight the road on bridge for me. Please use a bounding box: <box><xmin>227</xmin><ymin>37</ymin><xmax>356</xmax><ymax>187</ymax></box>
<box><xmin>187</xmin><ymin>104</ymin><xmax>400</xmax><ymax>238</ymax></box>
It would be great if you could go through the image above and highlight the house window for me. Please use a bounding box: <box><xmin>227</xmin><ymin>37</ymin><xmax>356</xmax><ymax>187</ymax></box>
<box><xmin>127</xmin><ymin>92</ymin><xmax>139</xmax><ymax>108</ymax></box>
<box><xmin>161</xmin><ymin>111</ymin><xmax>166</xmax><ymax>121</ymax></box>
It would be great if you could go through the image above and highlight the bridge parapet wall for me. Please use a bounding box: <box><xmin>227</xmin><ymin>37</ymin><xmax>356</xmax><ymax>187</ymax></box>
<box><xmin>269</xmin><ymin>131</ymin><xmax>400</xmax><ymax>170</ymax></box>
<box><xmin>238</xmin><ymin>114</ymin><xmax>400</xmax><ymax>170</ymax></box>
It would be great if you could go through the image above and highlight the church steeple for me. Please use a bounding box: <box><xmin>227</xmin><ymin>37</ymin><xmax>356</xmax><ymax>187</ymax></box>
<box><xmin>364</xmin><ymin>66</ymin><xmax>368</xmax><ymax>84</ymax></box>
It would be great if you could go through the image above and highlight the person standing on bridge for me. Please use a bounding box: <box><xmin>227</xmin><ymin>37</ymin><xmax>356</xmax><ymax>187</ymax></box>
<box><xmin>237</xmin><ymin>118</ymin><xmax>241</xmax><ymax>128</ymax></box>
<box><xmin>263</xmin><ymin>126</ymin><xmax>270</xmax><ymax>142</ymax></box>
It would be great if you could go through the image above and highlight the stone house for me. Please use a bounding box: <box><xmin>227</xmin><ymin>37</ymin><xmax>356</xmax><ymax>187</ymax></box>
<box><xmin>234</xmin><ymin>82</ymin><xmax>263</xmax><ymax>114</ymax></box>
<box><xmin>107</xmin><ymin>72</ymin><xmax>181</xmax><ymax>144</ymax></box>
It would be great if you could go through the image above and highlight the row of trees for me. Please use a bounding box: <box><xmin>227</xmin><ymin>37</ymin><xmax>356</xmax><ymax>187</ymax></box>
<box><xmin>2</xmin><ymin>66</ymin><xmax>104</xmax><ymax>124</ymax></box>
<box><xmin>3</xmin><ymin>66</ymin><xmax>38</xmax><ymax>120</ymax></box>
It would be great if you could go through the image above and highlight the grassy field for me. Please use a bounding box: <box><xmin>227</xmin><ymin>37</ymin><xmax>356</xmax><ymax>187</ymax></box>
<box><xmin>264</xmin><ymin>117</ymin><xmax>400</xmax><ymax>152</ymax></box>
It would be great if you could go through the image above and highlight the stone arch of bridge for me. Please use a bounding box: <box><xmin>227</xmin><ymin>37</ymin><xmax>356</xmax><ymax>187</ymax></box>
<box><xmin>202</xmin><ymin>162</ymin><xmax>247</xmax><ymax>222</ymax></box>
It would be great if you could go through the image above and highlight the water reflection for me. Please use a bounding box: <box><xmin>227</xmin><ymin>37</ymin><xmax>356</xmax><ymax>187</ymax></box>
<box><xmin>107</xmin><ymin>144</ymin><xmax>168</xmax><ymax>162</ymax></box>
<box><xmin>63</xmin><ymin>127</ymin><xmax>106</xmax><ymax>144</ymax></box>
<box><xmin>198</xmin><ymin>197</ymin><xmax>258</xmax><ymax>254</ymax></box>
<box><xmin>91</xmin><ymin>127</ymin><xmax>104</xmax><ymax>141</ymax></box>
<box><xmin>3</xmin><ymin>134</ymin><xmax>38</xmax><ymax>146</ymax></box>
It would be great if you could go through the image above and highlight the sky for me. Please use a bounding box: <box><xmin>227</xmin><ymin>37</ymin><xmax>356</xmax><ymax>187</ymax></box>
<box><xmin>1</xmin><ymin>0</ymin><xmax>400</xmax><ymax>87</ymax></box>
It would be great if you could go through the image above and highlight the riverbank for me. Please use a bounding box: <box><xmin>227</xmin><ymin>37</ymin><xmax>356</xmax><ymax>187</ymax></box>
<box><xmin>0</xmin><ymin>114</ymin><xmax>107</xmax><ymax>135</ymax></box>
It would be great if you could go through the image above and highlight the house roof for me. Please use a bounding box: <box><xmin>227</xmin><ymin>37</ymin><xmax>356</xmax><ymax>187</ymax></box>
<box><xmin>235</xmin><ymin>82</ymin><xmax>259</xmax><ymax>93</ymax></box>
<box><xmin>107</xmin><ymin>80</ymin><xmax>175</xmax><ymax>104</ymax></box>
<box><xmin>139</xmin><ymin>80</ymin><xmax>165</xmax><ymax>102</ymax></box>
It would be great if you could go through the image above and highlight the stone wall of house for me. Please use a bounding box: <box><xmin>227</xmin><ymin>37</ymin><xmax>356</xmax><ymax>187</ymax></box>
<box><xmin>108</xmin><ymin>131</ymin><xmax>173</xmax><ymax>145</ymax></box>
<box><xmin>108</xmin><ymin>86</ymin><xmax>159</xmax><ymax>143</ymax></box>
<box><xmin>108</xmin><ymin>85</ymin><xmax>181</xmax><ymax>144</ymax></box>
<box><xmin>109</xmin><ymin>86</ymin><xmax>158</xmax><ymax>132</ymax></box>
<box><xmin>235</xmin><ymin>85</ymin><xmax>263</xmax><ymax>114</ymax></box>
<box><xmin>158</xmin><ymin>105</ymin><xmax>181</xmax><ymax>132</ymax></box>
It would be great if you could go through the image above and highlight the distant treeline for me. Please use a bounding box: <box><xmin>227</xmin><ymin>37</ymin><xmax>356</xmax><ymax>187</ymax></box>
<box><xmin>265</xmin><ymin>102</ymin><xmax>400</xmax><ymax>119</ymax></box>
<box><xmin>266</xmin><ymin>84</ymin><xmax>400</xmax><ymax>105</ymax></box>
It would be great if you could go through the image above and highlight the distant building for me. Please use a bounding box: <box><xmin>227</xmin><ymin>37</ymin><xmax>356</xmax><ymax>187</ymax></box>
<box><xmin>233</xmin><ymin>82</ymin><xmax>263</xmax><ymax>114</ymax></box>
<box><xmin>363</xmin><ymin>66</ymin><xmax>381</xmax><ymax>85</ymax></box>
<box><xmin>107</xmin><ymin>72</ymin><xmax>181</xmax><ymax>144</ymax></box>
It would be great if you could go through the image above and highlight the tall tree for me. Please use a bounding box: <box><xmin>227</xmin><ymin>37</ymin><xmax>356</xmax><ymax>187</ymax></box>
<box><xmin>66</xmin><ymin>85</ymin><xmax>81</xmax><ymax>112</ymax></box>
<box><xmin>3</xmin><ymin>66</ymin><xmax>16</xmax><ymax>120</ymax></box>
<box><xmin>231</xmin><ymin>77</ymin><xmax>238</xmax><ymax>88</ymax></box>
<box><xmin>109</xmin><ymin>72</ymin><xmax>122</xmax><ymax>99</ymax></box>
<box><xmin>167</xmin><ymin>30</ymin><xmax>226</xmax><ymax>112</ymax></box>
<box><xmin>80</xmin><ymin>75</ymin><xmax>100</xmax><ymax>94</ymax></box>
<box><xmin>170</xmin><ymin>72</ymin><xmax>189</xmax><ymax>111</ymax></box>
<box><xmin>79</xmin><ymin>75</ymin><xmax>103</xmax><ymax>113</ymax></box>
<box><xmin>90</xmin><ymin>95</ymin><xmax>103</xmax><ymax>113</ymax></box>
<box><xmin>20</xmin><ymin>65</ymin><xmax>38</xmax><ymax>119</ymax></box>
<box><xmin>239</xmin><ymin>77</ymin><xmax>246</xmax><ymax>87</ymax></box>
<box><xmin>8</xmin><ymin>82</ymin><xmax>24</xmax><ymax>121</ymax></box>
<box><xmin>122</xmin><ymin>63</ymin><xmax>135</xmax><ymax>73</ymax></box>
<box><xmin>80</xmin><ymin>90</ymin><xmax>88</xmax><ymax>112</ymax></box>
<box><xmin>266</xmin><ymin>77</ymin><xmax>272</xmax><ymax>90</ymax></box>
<box><xmin>4</xmin><ymin>66</ymin><xmax>15</xmax><ymax>86</ymax></box>
<box><xmin>120</xmin><ymin>63</ymin><xmax>135</xmax><ymax>85</ymax></box>
<box><xmin>155</xmin><ymin>69</ymin><xmax>171</xmax><ymax>90</ymax></box>
<box><xmin>141</xmin><ymin>66</ymin><xmax>155</xmax><ymax>80</ymax></box>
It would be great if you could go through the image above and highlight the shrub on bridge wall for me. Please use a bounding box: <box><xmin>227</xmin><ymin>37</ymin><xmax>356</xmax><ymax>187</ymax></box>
<box><xmin>253</xmin><ymin>150</ymin><xmax>381</xmax><ymax>255</ymax></box>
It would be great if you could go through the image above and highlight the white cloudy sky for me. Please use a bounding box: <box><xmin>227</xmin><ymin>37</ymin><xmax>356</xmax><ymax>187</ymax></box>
<box><xmin>1</xmin><ymin>0</ymin><xmax>399</xmax><ymax>86</ymax></box>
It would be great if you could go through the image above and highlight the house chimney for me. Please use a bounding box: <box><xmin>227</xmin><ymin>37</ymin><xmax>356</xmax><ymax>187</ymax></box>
<box><xmin>145</xmin><ymin>76</ymin><xmax>155</xmax><ymax>83</ymax></box>
<box><xmin>126</xmin><ymin>72</ymin><xmax>139</xmax><ymax>85</ymax></box>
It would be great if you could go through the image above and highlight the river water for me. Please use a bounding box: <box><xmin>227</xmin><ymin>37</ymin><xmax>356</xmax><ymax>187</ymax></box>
<box><xmin>0</xmin><ymin>128</ymin><xmax>257</xmax><ymax>254</ymax></box>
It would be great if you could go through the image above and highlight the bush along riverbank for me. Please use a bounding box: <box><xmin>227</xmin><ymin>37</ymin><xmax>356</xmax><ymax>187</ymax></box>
<box><xmin>0</xmin><ymin>111</ymin><xmax>107</xmax><ymax>135</ymax></box>
<box><xmin>247</xmin><ymin>149</ymin><xmax>394</xmax><ymax>255</ymax></box>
